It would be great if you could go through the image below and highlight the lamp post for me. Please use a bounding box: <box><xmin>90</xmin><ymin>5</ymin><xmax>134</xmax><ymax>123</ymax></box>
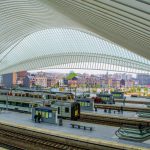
<box><xmin>75</xmin><ymin>86</ymin><xmax>77</xmax><ymax>98</ymax></box>
<box><xmin>49</xmin><ymin>79</ymin><xmax>52</xmax><ymax>94</ymax></box>
<box><xmin>6</xmin><ymin>92</ymin><xmax>8</xmax><ymax>111</ymax></box>
<box><xmin>42</xmin><ymin>93</ymin><xmax>45</xmax><ymax>107</ymax></box>
<box><xmin>69</xmin><ymin>83</ymin><xmax>71</xmax><ymax>93</ymax></box>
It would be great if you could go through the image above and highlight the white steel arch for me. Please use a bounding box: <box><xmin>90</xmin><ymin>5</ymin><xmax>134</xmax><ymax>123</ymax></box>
<box><xmin>0</xmin><ymin>0</ymin><xmax>149</xmax><ymax>74</ymax></box>
<box><xmin>0</xmin><ymin>28</ymin><xmax>150</xmax><ymax>74</ymax></box>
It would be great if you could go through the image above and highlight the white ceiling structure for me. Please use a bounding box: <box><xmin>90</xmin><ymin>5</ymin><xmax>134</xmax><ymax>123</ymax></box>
<box><xmin>0</xmin><ymin>0</ymin><xmax>150</xmax><ymax>74</ymax></box>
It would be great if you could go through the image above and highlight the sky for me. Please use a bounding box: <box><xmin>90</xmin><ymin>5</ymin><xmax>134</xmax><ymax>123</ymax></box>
<box><xmin>29</xmin><ymin>68</ymin><xmax>136</xmax><ymax>77</ymax></box>
<box><xmin>29</xmin><ymin>68</ymin><xmax>107</xmax><ymax>74</ymax></box>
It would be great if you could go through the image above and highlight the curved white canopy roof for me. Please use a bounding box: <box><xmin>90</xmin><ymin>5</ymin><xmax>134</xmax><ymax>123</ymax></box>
<box><xmin>0</xmin><ymin>0</ymin><xmax>149</xmax><ymax>74</ymax></box>
<box><xmin>1</xmin><ymin>28</ymin><xmax>150</xmax><ymax>74</ymax></box>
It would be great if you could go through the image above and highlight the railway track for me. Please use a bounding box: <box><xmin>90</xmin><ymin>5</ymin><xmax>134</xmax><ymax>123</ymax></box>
<box><xmin>80</xmin><ymin>112</ymin><xmax>150</xmax><ymax>127</ymax></box>
<box><xmin>95</xmin><ymin>104</ymin><xmax>150</xmax><ymax>112</ymax></box>
<box><xmin>0</xmin><ymin>143</ymin><xmax>22</xmax><ymax>150</ymax></box>
<box><xmin>0</xmin><ymin>126</ymin><xmax>83</xmax><ymax>150</ymax></box>
<box><xmin>0</xmin><ymin>121</ymin><xmax>147</xmax><ymax>150</ymax></box>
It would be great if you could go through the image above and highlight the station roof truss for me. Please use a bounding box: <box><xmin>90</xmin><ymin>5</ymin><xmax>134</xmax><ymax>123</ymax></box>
<box><xmin>0</xmin><ymin>0</ymin><xmax>150</xmax><ymax>74</ymax></box>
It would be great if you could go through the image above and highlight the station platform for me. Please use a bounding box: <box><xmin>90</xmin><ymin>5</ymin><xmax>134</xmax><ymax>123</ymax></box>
<box><xmin>0</xmin><ymin>110</ymin><xmax>149</xmax><ymax>148</ymax></box>
<box><xmin>126</xmin><ymin>97</ymin><xmax>150</xmax><ymax>102</ymax></box>
<box><xmin>115</xmin><ymin>102</ymin><xmax>147</xmax><ymax>108</ymax></box>
<box><xmin>114</xmin><ymin>102</ymin><xmax>147</xmax><ymax>108</ymax></box>
<box><xmin>85</xmin><ymin>109</ymin><xmax>137</xmax><ymax>118</ymax></box>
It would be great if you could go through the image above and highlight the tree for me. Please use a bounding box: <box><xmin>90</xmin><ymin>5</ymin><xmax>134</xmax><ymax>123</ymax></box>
<box><xmin>137</xmin><ymin>86</ymin><xmax>141</xmax><ymax>96</ymax></box>
<box><xmin>66</xmin><ymin>72</ymin><xmax>78</xmax><ymax>80</ymax></box>
<box><xmin>144</xmin><ymin>87</ymin><xmax>148</xmax><ymax>96</ymax></box>
<box><xmin>137</xmin><ymin>86</ymin><xmax>141</xmax><ymax>92</ymax></box>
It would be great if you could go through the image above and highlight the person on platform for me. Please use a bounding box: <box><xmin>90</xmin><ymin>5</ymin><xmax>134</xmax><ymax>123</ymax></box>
<box><xmin>37</xmin><ymin>112</ymin><xmax>42</xmax><ymax>123</ymax></box>
<box><xmin>123</xmin><ymin>97</ymin><xmax>126</xmax><ymax>106</ymax></box>
<box><xmin>120</xmin><ymin>106</ymin><xmax>123</xmax><ymax>114</ymax></box>
<box><xmin>34</xmin><ymin>114</ymin><xmax>37</xmax><ymax>123</ymax></box>
<box><xmin>139</xmin><ymin>123</ymin><xmax>143</xmax><ymax>134</ymax></box>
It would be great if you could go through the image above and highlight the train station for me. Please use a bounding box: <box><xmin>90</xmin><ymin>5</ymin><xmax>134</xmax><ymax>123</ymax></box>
<box><xmin>0</xmin><ymin>0</ymin><xmax>149</xmax><ymax>150</ymax></box>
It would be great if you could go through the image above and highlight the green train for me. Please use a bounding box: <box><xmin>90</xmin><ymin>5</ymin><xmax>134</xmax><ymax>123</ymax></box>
<box><xmin>111</xmin><ymin>91</ymin><xmax>125</xmax><ymax>100</ymax></box>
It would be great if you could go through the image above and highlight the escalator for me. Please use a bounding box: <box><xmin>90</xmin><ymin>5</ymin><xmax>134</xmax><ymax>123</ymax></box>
<box><xmin>115</xmin><ymin>125</ymin><xmax>150</xmax><ymax>142</ymax></box>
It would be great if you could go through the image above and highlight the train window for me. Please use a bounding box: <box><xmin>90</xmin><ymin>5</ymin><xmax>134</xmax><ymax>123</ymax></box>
<box><xmin>80</xmin><ymin>102</ymin><xmax>84</xmax><ymax>106</ymax></box>
<box><xmin>58</xmin><ymin>96</ymin><xmax>61</xmax><ymax>100</ymax></box>
<box><xmin>22</xmin><ymin>103</ymin><xmax>29</xmax><ymax>107</ymax></box>
<box><xmin>33</xmin><ymin>104</ymin><xmax>38</xmax><ymax>107</ymax></box>
<box><xmin>26</xmin><ymin>93</ymin><xmax>29</xmax><ymax>97</ymax></box>
<box><xmin>86</xmin><ymin>102</ymin><xmax>89</xmax><ymax>107</ymax></box>
<box><xmin>79</xmin><ymin>102</ymin><xmax>82</xmax><ymax>106</ymax></box>
<box><xmin>46</xmin><ymin>112</ymin><xmax>49</xmax><ymax>118</ymax></box>
<box><xmin>36</xmin><ymin>111</ymin><xmax>38</xmax><ymax>115</ymax></box>
<box><xmin>49</xmin><ymin>112</ymin><xmax>52</xmax><ymax>118</ymax></box>
<box><xmin>47</xmin><ymin>95</ymin><xmax>49</xmax><ymax>99</ymax></box>
<box><xmin>0</xmin><ymin>101</ymin><xmax>6</xmax><ymax>104</ymax></box>
<box><xmin>42</xmin><ymin>112</ymin><xmax>45</xmax><ymax>117</ymax></box>
<box><xmin>22</xmin><ymin>94</ymin><xmax>24</xmax><ymax>97</ymax></box>
<box><xmin>65</xmin><ymin>107</ymin><xmax>69</xmax><ymax>113</ymax></box>
<box><xmin>83</xmin><ymin>102</ymin><xmax>85</xmax><ymax>106</ymax></box>
<box><xmin>58</xmin><ymin>107</ymin><xmax>60</xmax><ymax>114</ymax></box>
<box><xmin>16</xmin><ymin>102</ymin><xmax>22</xmax><ymax>106</ymax></box>
<box><xmin>11</xmin><ymin>102</ymin><xmax>16</xmax><ymax>106</ymax></box>
<box><xmin>75</xmin><ymin>110</ymin><xmax>78</xmax><ymax>117</ymax></box>
<box><xmin>82</xmin><ymin>102</ymin><xmax>85</xmax><ymax>106</ymax></box>
<box><xmin>64</xmin><ymin>96</ymin><xmax>66</xmax><ymax>100</ymax></box>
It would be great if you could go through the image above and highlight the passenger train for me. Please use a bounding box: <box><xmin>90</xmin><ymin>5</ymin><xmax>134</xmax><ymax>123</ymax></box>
<box><xmin>52</xmin><ymin>101</ymin><xmax>80</xmax><ymax>120</ymax></box>
<box><xmin>0</xmin><ymin>91</ymin><xmax>80</xmax><ymax>120</ymax></box>
<box><xmin>0</xmin><ymin>89</ymin><xmax>74</xmax><ymax>101</ymax></box>
<box><xmin>0</xmin><ymin>98</ymin><xmax>42</xmax><ymax>113</ymax></box>
<box><xmin>111</xmin><ymin>91</ymin><xmax>125</xmax><ymax>100</ymax></box>
<box><xmin>93</xmin><ymin>93</ymin><xmax>115</xmax><ymax>104</ymax></box>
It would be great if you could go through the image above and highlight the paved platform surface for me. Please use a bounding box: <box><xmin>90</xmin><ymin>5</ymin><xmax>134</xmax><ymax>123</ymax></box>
<box><xmin>0</xmin><ymin>110</ymin><xmax>149</xmax><ymax>148</ymax></box>
<box><xmin>126</xmin><ymin>96</ymin><xmax>150</xmax><ymax>102</ymax></box>
<box><xmin>85</xmin><ymin>109</ymin><xmax>137</xmax><ymax>118</ymax></box>
<box><xmin>115</xmin><ymin>102</ymin><xmax>147</xmax><ymax>108</ymax></box>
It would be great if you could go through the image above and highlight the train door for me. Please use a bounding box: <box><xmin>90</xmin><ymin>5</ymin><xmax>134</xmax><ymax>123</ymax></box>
<box><xmin>71</xmin><ymin>103</ymin><xmax>80</xmax><ymax>120</ymax></box>
<box><xmin>57</xmin><ymin>107</ymin><xmax>61</xmax><ymax>117</ymax></box>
